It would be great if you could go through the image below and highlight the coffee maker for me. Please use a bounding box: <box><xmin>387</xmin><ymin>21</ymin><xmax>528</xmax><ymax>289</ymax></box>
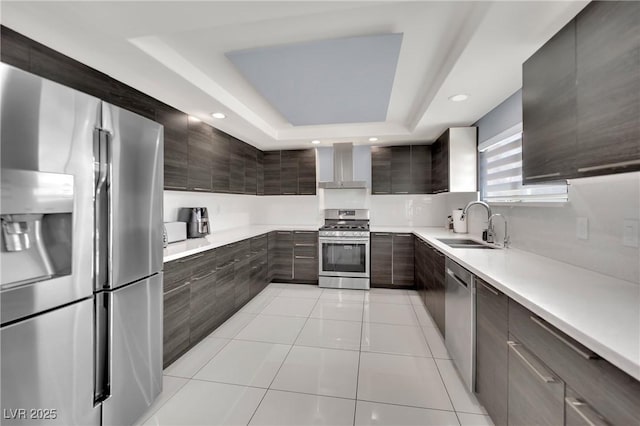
<box><xmin>178</xmin><ymin>207</ymin><xmax>210</xmax><ymax>238</ymax></box>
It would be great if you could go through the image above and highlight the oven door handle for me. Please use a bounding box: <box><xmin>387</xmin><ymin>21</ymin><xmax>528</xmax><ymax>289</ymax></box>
<box><xmin>319</xmin><ymin>238</ymin><xmax>370</xmax><ymax>244</ymax></box>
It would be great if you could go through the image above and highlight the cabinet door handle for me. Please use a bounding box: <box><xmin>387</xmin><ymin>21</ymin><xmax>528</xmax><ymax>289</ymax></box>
<box><xmin>192</xmin><ymin>187</ymin><xmax>210</xmax><ymax>191</ymax></box>
<box><xmin>300</xmin><ymin>192</ymin><xmax>315</xmax><ymax>195</ymax></box>
<box><xmin>373</xmin><ymin>191</ymin><xmax>389</xmax><ymax>194</ymax></box>
<box><xmin>530</xmin><ymin>316</ymin><xmax>598</xmax><ymax>360</ymax></box>
<box><xmin>479</xmin><ymin>281</ymin><xmax>500</xmax><ymax>296</ymax></box>
<box><xmin>525</xmin><ymin>172</ymin><xmax>560</xmax><ymax>180</ymax></box>
<box><xmin>394</xmin><ymin>191</ymin><xmax>409</xmax><ymax>194</ymax></box>
<box><xmin>295</xmin><ymin>255</ymin><xmax>315</xmax><ymax>259</ymax></box>
<box><xmin>395</xmin><ymin>234</ymin><xmax>412</xmax><ymax>237</ymax></box>
<box><xmin>282</xmin><ymin>192</ymin><xmax>297</xmax><ymax>195</ymax></box>
<box><xmin>565</xmin><ymin>397</ymin><xmax>608</xmax><ymax>426</ymax></box>
<box><xmin>294</xmin><ymin>231</ymin><xmax>316</xmax><ymax>234</ymax></box>
<box><xmin>577</xmin><ymin>159</ymin><xmax>640</xmax><ymax>173</ymax></box>
<box><xmin>294</xmin><ymin>243</ymin><xmax>316</xmax><ymax>247</ymax></box>
<box><xmin>193</xmin><ymin>270</ymin><xmax>215</xmax><ymax>281</ymax></box>
<box><xmin>180</xmin><ymin>254</ymin><xmax>203</xmax><ymax>263</ymax></box>
<box><xmin>373</xmin><ymin>233</ymin><xmax>390</xmax><ymax>236</ymax></box>
<box><xmin>508</xmin><ymin>341</ymin><xmax>556</xmax><ymax>383</ymax></box>
<box><xmin>165</xmin><ymin>185</ymin><xmax>187</xmax><ymax>190</ymax></box>
<box><xmin>277</xmin><ymin>231</ymin><xmax>292</xmax><ymax>235</ymax></box>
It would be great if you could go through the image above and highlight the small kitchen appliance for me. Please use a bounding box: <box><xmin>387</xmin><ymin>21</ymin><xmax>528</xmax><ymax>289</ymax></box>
<box><xmin>178</xmin><ymin>207</ymin><xmax>210</xmax><ymax>238</ymax></box>
<box><xmin>318</xmin><ymin>209</ymin><xmax>370</xmax><ymax>290</ymax></box>
<box><xmin>163</xmin><ymin>221</ymin><xmax>187</xmax><ymax>244</ymax></box>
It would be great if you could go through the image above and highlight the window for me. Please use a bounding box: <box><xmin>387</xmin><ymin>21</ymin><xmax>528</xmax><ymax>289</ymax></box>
<box><xmin>479</xmin><ymin>123</ymin><xmax>568</xmax><ymax>203</ymax></box>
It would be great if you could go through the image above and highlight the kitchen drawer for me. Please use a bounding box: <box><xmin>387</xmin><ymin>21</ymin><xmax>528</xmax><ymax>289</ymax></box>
<box><xmin>216</xmin><ymin>243</ymin><xmax>236</xmax><ymax>269</ymax></box>
<box><xmin>565</xmin><ymin>386</ymin><xmax>609</xmax><ymax>426</ymax></box>
<box><xmin>163</xmin><ymin>257</ymin><xmax>192</xmax><ymax>293</ymax></box>
<box><xmin>507</xmin><ymin>336</ymin><xmax>565</xmax><ymax>426</ymax></box>
<box><xmin>234</xmin><ymin>239</ymin><xmax>251</xmax><ymax>261</ymax></box>
<box><xmin>509</xmin><ymin>300</ymin><xmax>640</xmax><ymax>425</ymax></box>
<box><xmin>294</xmin><ymin>244</ymin><xmax>317</xmax><ymax>258</ymax></box>
<box><xmin>250</xmin><ymin>234</ymin><xmax>267</xmax><ymax>253</ymax></box>
<box><xmin>191</xmin><ymin>250</ymin><xmax>216</xmax><ymax>277</ymax></box>
<box><xmin>293</xmin><ymin>230</ymin><xmax>318</xmax><ymax>245</ymax></box>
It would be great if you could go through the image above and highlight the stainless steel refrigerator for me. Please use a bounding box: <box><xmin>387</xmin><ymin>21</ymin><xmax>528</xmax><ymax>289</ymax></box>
<box><xmin>0</xmin><ymin>63</ymin><xmax>163</xmax><ymax>426</ymax></box>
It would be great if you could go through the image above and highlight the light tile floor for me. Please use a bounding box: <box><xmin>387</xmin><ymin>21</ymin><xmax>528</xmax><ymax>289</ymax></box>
<box><xmin>138</xmin><ymin>284</ymin><xmax>494</xmax><ymax>426</ymax></box>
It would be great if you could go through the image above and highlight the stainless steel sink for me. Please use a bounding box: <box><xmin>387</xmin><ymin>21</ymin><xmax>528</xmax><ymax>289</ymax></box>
<box><xmin>437</xmin><ymin>238</ymin><xmax>496</xmax><ymax>249</ymax></box>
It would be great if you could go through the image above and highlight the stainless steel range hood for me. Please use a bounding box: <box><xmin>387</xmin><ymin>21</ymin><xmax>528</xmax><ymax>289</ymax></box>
<box><xmin>319</xmin><ymin>143</ymin><xmax>368</xmax><ymax>189</ymax></box>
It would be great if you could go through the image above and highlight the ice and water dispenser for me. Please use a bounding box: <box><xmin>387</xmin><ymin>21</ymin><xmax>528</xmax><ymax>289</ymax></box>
<box><xmin>0</xmin><ymin>169</ymin><xmax>74</xmax><ymax>320</ymax></box>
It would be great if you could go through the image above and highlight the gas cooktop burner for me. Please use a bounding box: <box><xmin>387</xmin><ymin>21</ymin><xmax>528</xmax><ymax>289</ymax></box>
<box><xmin>320</xmin><ymin>224</ymin><xmax>370</xmax><ymax>231</ymax></box>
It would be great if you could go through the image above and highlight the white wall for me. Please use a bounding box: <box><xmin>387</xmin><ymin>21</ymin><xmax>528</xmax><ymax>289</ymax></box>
<box><xmin>492</xmin><ymin>172</ymin><xmax>640</xmax><ymax>284</ymax></box>
<box><xmin>251</xmin><ymin>195</ymin><xmax>321</xmax><ymax>226</ymax></box>
<box><xmin>164</xmin><ymin>191</ymin><xmax>253</xmax><ymax>232</ymax></box>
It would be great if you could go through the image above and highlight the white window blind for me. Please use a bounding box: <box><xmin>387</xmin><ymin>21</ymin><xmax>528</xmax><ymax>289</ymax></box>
<box><xmin>479</xmin><ymin>125</ymin><xmax>567</xmax><ymax>203</ymax></box>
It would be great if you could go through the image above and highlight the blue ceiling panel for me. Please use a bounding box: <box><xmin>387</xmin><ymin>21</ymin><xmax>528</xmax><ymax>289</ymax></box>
<box><xmin>226</xmin><ymin>33</ymin><xmax>403</xmax><ymax>126</ymax></box>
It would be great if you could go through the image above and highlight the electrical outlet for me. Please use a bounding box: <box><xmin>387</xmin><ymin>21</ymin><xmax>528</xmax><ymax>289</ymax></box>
<box><xmin>576</xmin><ymin>217</ymin><xmax>589</xmax><ymax>240</ymax></box>
<box><xmin>623</xmin><ymin>219</ymin><xmax>639</xmax><ymax>248</ymax></box>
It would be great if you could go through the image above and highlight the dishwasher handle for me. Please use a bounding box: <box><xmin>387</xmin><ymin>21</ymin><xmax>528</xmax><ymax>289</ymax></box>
<box><xmin>446</xmin><ymin>268</ymin><xmax>469</xmax><ymax>289</ymax></box>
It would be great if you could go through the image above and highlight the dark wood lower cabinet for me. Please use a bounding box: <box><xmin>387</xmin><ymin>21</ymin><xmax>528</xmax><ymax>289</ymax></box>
<box><xmin>507</xmin><ymin>335</ymin><xmax>565</xmax><ymax>426</ymax></box>
<box><xmin>163</xmin><ymin>283</ymin><xmax>190</xmax><ymax>368</ymax></box>
<box><xmin>392</xmin><ymin>234</ymin><xmax>414</xmax><ymax>285</ymax></box>
<box><xmin>475</xmin><ymin>279</ymin><xmax>508</xmax><ymax>426</ymax></box>
<box><xmin>272</xmin><ymin>231</ymin><xmax>294</xmax><ymax>281</ymax></box>
<box><xmin>293</xmin><ymin>231</ymin><xmax>318</xmax><ymax>282</ymax></box>
<box><xmin>371</xmin><ymin>233</ymin><xmax>393</xmax><ymax>285</ymax></box>
<box><xmin>189</xmin><ymin>269</ymin><xmax>217</xmax><ymax>343</ymax></box>
<box><xmin>371</xmin><ymin>232</ymin><xmax>414</xmax><ymax>288</ymax></box>
<box><xmin>430</xmin><ymin>246</ymin><xmax>446</xmax><ymax>335</ymax></box>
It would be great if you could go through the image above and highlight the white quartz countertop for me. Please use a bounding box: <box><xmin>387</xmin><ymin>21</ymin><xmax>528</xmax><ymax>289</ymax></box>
<box><xmin>401</xmin><ymin>226</ymin><xmax>640</xmax><ymax>381</ymax></box>
<box><xmin>163</xmin><ymin>224</ymin><xmax>318</xmax><ymax>263</ymax></box>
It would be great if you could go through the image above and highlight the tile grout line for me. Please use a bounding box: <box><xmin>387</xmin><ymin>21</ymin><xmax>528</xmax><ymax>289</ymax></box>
<box><xmin>245</xmin><ymin>286</ymin><xmax>324</xmax><ymax>425</ymax></box>
<box><xmin>352</xmin><ymin>290</ymin><xmax>366</xmax><ymax>426</ymax></box>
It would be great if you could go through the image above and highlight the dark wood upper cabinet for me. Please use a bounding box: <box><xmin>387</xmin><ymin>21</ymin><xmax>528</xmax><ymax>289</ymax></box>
<box><xmin>297</xmin><ymin>149</ymin><xmax>317</xmax><ymax>195</ymax></box>
<box><xmin>256</xmin><ymin>150</ymin><xmax>265</xmax><ymax>196</ymax></box>
<box><xmin>244</xmin><ymin>145</ymin><xmax>257</xmax><ymax>195</ymax></box>
<box><xmin>574</xmin><ymin>1</ymin><xmax>640</xmax><ymax>176</ymax></box>
<box><xmin>262</xmin><ymin>149</ymin><xmax>316</xmax><ymax>195</ymax></box>
<box><xmin>372</xmin><ymin>145</ymin><xmax>434</xmax><ymax>194</ymax></box>
<box><xmin>228</xmin><ymin>137</ymin><xmax>245</xmax><ymax>194</ymax></box>
<box><xmin>391</xmin><ymin>146</ymin><xmax>412</xmax><ymax>194</ymax></box>
<box><xmin>187</xmin><ymin>120</ymin><xmax>213</xmax><ymax>191</ymax></box>
<box><xmin>431</xmin><ymin>132</ymin><xmax>450</xmax><ymax>193</ymax></box>
<box><xmin>156</xmin><ymin>105</ymin><xmax>188</xmax><ymax>190</ymax></box>
<box><xmin>522</xmin><ymin>2</ymin><xmax>640</xmax><ymax>182</ymax></box>
<box><xmin>522</xmin><ymin>20</ymin><xmax>577</xmax><ymax>183</ymax></box>
<box><xmin>371</xmin><ymin>146</ymin><xmax>392</xmax><ymax>194</ymax></box>
<box><xmin>280</xmin><ymin>150</ymin><xmax>299</xmax><ymax>195</ymax></box>
<box><xmin>264</xmin><ymin>151</ymin><xmax>281</xmax><ymax>195</ymax></box>
<box><xmin>1</xmin><ymin>26</ymin><xmax>30</xmax><ymax>70</ymax></box>
<box><xmin>210</xmin><ymin>129</ymin><xmax>230</xmax><ymax>193</ymax></box>
<box><xmin>410</xmin><ymin>145</ymin><xmax>431</xmax><ymax>194</ymax></box>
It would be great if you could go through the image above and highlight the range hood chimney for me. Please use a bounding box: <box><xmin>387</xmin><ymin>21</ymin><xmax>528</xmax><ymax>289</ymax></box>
<box><xmin>319</xmin><ymin>143</ymin><xmax>368</xmax><ymax>189</ymax></box>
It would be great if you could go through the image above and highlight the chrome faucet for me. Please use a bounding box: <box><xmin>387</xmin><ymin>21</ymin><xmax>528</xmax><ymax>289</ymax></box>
<box><xmin>489</xmin><ymin>213</ymin><xmax>510</xmax><ymax>248</ymax></box>
<box><xmin>461</xmin><ymin>201</ymin><xmax>493</xmax><ymax>241</ymax></box>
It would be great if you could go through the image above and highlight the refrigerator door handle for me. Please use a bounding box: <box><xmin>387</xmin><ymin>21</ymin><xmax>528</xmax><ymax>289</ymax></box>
<box><xmin>94</xmin><ymin>291</ymin><xmax>111</xmax><ymax>404</ymax></box>
<box><xmin>94</xmin><ymin>128</ymin><xmax>110</xmax><ymax>290</ymax></box>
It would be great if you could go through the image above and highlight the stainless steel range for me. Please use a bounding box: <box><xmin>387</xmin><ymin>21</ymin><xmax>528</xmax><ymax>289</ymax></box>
<box><xmin>318</xmin><ymin>209</ymin><xmax>370</xmax><ymax>290</ymax></box>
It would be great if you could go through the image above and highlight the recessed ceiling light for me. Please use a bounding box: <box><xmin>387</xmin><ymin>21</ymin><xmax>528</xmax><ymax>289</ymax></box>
<box><xmin>311</xmin><ymin>140</ymin><xmax>321</xmax><ymax>145</ymax></box>
<box><xmin>211</xmin><ymin>112</ymin><xmax>226</xmax><ymax>119</ymax></box>
<box><xmin>189</xmin><ymin>116</ymin><xmax>201</xmax><ymax>122</ymax></box>
<box><xmin>369</xmin><ymin>137</ymin><xmax>379</xmax><ymax>142</ymax></box>
<box><xmin>448</xmin><ymin>94</ymin><xmax>469</xmax><ymax>102</ymax></box>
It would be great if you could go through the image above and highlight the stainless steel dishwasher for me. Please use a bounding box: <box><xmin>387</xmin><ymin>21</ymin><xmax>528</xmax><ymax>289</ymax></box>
<box><xmin>444</xmin><ymin>257</ymin><xmax>476</xmax><ymax>391</ymax></box>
